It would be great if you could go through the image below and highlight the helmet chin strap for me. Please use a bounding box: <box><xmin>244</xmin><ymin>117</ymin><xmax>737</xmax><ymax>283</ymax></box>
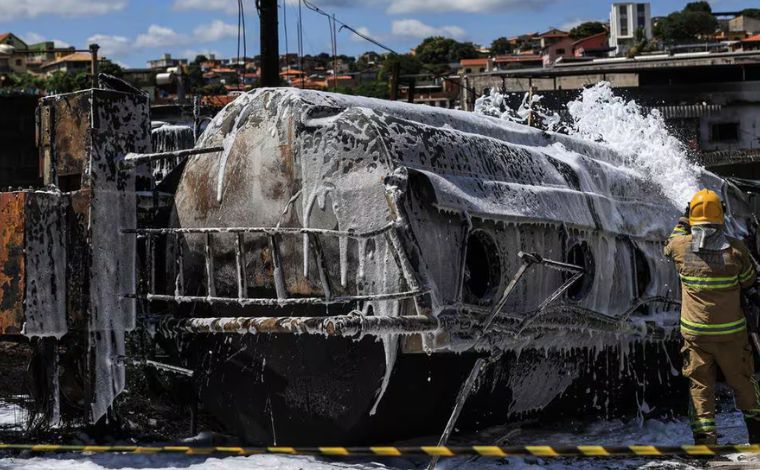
<box><xmin>691</xmin><ymin>225</ymin><xmax>730</xmax><ymax>252</ymax></box>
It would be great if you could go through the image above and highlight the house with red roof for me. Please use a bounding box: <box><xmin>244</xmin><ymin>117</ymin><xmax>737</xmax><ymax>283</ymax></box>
<box><xmin>738</xmin><ymin>33</ymin><xmax>760</xmax><ymax>52</ymax></box>
<box><xmin>459</xmin><ymin>58</ymin><xmax>489</xmax><ymax>74</ymax></box>
<box><xmin>539</xmin><ymin>28</ymin><xmax>573</xmax><ymax>66</ymax></box>
<box><xmin>572</xmin><ymin>31</ymin><xmax>612</xmax><ymax>58</ymax></box>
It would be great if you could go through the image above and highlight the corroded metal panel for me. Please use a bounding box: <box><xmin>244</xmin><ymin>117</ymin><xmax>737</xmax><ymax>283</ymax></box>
<box><xmin>23</xmin><ymin>191</ymin><xmax>67</xmax><ymax>337</ymax></box>
<box><xmin>0</xmin><ymin>192</ymin><xmax>26</xmax><ymax>334</ymax></box>
<box><xmin>49</xmin><ymin>93</ymin><xmax>91</xmax><ymax>179</ymax></box>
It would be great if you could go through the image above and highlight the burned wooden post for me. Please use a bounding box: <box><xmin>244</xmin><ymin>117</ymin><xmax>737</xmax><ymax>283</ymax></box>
<box><xmin>259</xmin><ymin>0</ymin><xmax>279</xmax><ymax>87</ymax></box>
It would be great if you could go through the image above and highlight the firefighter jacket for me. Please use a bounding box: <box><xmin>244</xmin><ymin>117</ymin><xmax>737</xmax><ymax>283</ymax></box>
<box><xmin>664</xmin><ymin>223</ymin><xmax>757</xmax><ymax>343</ymax></box>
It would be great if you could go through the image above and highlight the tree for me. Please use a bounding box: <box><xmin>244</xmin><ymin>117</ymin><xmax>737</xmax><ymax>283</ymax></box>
<box><xmin>569</xmin><ymin>21</ymin><xmax>607</xmax><ymax>40</ymax></box>
<box><xmin>98</xmin><ymin>61</ymin><xmax>123</xmax><ymax>78</ymax></box>
<box><xmin>683</xmin><ymin>1</ymin><xmax>711</xmax><ymax>13</ymax></box>
<box><xmin>490</xmin><ymin>37</ymin><xmax>512</xmax><ymax>55</ymax></box>
<box><xmin>741</xmin><ymin>8</ymin><xmax>760</xmax><ymax>19</ymax></box>
<box><xmin>414</xmin><ymin>36</ymin><xmax>479</xmax><ymax>74</ymax></box>
<box><xmin>379</xmin><ymin>54</ymin><xmax>422</xmax><ymax>80</ymax></box>
<box><xmin>653</xmin><ymin>4</ymin><xmax>718</xmax><ymax>43</ymax></box>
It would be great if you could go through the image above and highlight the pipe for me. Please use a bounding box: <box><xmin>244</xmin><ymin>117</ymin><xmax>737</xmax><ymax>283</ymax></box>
<box><xmin>161</xmin><ymin>314</ymin><xmax>439</xmax><ymax>337</ymax></box>
<box><xmin>122</xmin><ymin>146</ymin><xmax>224</xmax><ymax>166</ymax></box>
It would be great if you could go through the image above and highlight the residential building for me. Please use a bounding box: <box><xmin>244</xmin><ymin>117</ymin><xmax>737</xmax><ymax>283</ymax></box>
<box><xmin>460</xmin><ymin>58</ymin><xmax>489</xmax><ymax>74</ymax></box>
<box><xmin>40</xmin><ymin>52</ymin><xmax>96</xmax><ymax>75</ymax></box>
<box><xmin>148</xmin><ymin>53</ymin><xmax>188</xmax><ymax>70</ymax></box>
<box><xmin>25</xmin><ymin>42</ymin><xmax>76</xmax><ymax>73</ymax></box>
<box><xmin>491</xmin><ymin>54</ymin><xmax>543</xmax><ymax>71</ymax></box>
<box><xmin>609</xmin><ymin>3</ymin><xmax>652</xmax><ymax>56</ymax></box>
<box><xmin>572</xmin><ymin>32</ymin><xmax>611</xmax><ymax>58</ymax></box>
<box><xmin>0</xmin><ymin>33</ymin><xmax>28</xmax><ymax>74</ymax></box>
<box><xmin>740</xmin><ymin>34</ymin><xmax>760</xmax><ymax>52</ymax></box>
<box><xmin>729</xmin><ymin>15</ymin><xmax>760</xmax><ymax>35</ymax></box>
<box><xmin>539</xmin><ymin>28</ymin><xmax>573</xmax><ymax>66</ymax></box>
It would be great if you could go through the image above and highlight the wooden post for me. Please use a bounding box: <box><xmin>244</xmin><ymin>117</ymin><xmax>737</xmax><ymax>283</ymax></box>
<box><xmin>259</xmin><ymin>0</ymin><xmax>279</xmax><ymax>87</ymax></box>
<box><xmin>389</xmin><ymin>61</ymin><xmax>399</xmax><ymax>101</ymax></box>
<box><xmin>89</xmin><ymin>44</ymin><xmax>99</xmax><ymax>89</ymax></box>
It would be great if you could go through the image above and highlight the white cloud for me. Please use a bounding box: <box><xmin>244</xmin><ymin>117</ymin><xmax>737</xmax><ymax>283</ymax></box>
<box><xmin>559</xmin><ymin>18</ymin><xmax>602</xmax><ymax>32</ymax></box>
<box><xmin>351</xmin><ymin>26</ymin><xmax>376</xmax><ymax>42</ymax></box>
<box><xmin>0</xmin><ymin>0</ymin><xmax>126</xmax><ymax>21</ymax></box>
<box><xmin>88</xmin><ymin>34</ymin><xmax>131</xmax><ymax>58</ymax></box>
<box><xmin>391</xmin><ymin>19</ymin><xmax>466</xmax><ymax>39</ymax></box>
<box><xmin>193</xmin><ymin>20</ymin><xmax>237</xmax><ymax>42</ymax></box>
<box><xmin>172</xmin><ymin>0</ymin><xmax>238</xmax><ymax>14</ymax></box>
<box><xmin>21</xmin><ymin>32</ymin><xmax>71</xmax><ymax>48</ymax></box>
<box><xmin>387</xmin><ymin>0</ymin><xmax>555</xmax><ymax>14</ymax></box>
<box><xmin>135</xmin><ymin>25</ymin><xmax>190</xmax><ymax>49</ymax></box>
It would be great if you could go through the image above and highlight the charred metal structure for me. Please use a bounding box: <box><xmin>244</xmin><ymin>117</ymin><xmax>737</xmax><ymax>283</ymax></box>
<box><xmin>0</xmin><ymin>85</ymin><xmax>756</xmax><ymax>444</ymax></box>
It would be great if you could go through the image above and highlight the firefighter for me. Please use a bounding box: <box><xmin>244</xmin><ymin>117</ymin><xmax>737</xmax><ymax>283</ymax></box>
<box><xmin>664</xmin><ymin>189</ymin><xmax>760</xmax><ymax>444</ymax></box>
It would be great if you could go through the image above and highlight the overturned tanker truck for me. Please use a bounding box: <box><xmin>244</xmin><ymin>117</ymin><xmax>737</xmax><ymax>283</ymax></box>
<box><xmin>0</xmin><ymin>85</ymin><xmax>755</xmax><ymax>445</ymax></box>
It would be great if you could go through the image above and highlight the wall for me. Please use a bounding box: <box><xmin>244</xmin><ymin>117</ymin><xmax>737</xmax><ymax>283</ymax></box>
<box><xmin>699</xmin><ymin>104</ymin><xmax>760</xmax><ymax>152</ymax></box>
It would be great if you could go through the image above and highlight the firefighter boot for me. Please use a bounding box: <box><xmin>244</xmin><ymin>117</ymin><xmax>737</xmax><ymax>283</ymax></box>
<box><xmin>745</xmin><ymin>416</ymin><xmax>760</xmax><ymax>443</ymax></box>
<box><xmin>693</xmin><ymin>431</ymin><xmax>717</xmax><ymax>445</ymax></box>
<box><xmin>691</xmin><ymin>417</ymin><xmax>717</xmax><ymax>445</ymax></box>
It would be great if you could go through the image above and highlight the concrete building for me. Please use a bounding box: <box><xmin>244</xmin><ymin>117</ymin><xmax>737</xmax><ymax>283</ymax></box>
<box><xmin>40</xmin><ymin>52</ymin><xmax>95</xmax><ymax>74</ymax></box>
<box><xmin>148</xmin><ymin>53</ymin><xmax>188</xmax><ymax>71</ymax></box>
<box><xmin>572</xmin><ymin>32</ymin><xmax>612</xmax><ymax>58</ymax></box>
<box><xmin>459</xmin><ymin>58</ymin><xmax>489</xmax><ymax>74</ymax></box>
<box><xmin>539</xmin><ymin>29</ymin><xmax>573</xmax><ymax>66</ymax></box>
<box><xmin>729</xmin><ymin>15</ymin><xmax>760</xmax><ymax>35</ymax></box>
<box><xmin>0</xmin><ymin>33</ymin><xmax>28</xmax><ymax>74</ymax></box>
<box><xmin>458</xmin><ymin>51</ymin><xmax>760</xmax><ymax>185</ymax></box>
<box><xmin>609</xmin><ymin>3</ymin><xmax>652</xmax><ymax>57</ymax></box>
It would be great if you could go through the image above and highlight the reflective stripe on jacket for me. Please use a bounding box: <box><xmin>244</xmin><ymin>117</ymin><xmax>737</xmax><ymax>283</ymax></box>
<box><xmin>664</xmin><ymin>228</ymin><xmax>757</xmax><ymax>342</ymax></box>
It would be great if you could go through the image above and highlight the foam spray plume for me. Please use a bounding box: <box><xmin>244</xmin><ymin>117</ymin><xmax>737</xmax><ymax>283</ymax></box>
<box><xmin>476</xmin><ymin>82</ymin><xmax>702</xmax><ymax>207</ymax></box>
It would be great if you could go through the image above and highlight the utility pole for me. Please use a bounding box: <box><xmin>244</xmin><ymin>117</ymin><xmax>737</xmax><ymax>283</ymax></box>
<box><xmin>259</xmin><ymin>0</ymin><xmax>279</xmax><ymax>87</ymax></box>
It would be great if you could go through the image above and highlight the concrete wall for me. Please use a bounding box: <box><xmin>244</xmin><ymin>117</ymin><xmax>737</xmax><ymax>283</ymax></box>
<box><xmin>699</xmin><ymin>104</ymin><xmax>760</xmax><ymax>152</ymax></box>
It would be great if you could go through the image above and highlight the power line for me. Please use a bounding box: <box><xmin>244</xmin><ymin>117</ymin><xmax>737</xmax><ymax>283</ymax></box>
<box><xmin>299</xmin><ymin>0</ymin><xmax>479</xmax><ymax>99</ymax></box>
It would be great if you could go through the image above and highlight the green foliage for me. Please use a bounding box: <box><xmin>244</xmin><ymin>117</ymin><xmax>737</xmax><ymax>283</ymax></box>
<box><xmin>45</xmin><ymin>71</ymin><xmax>90</xmax><ymax>93</ymax></box>
<box><xmin>490</xmin><ymin>37</ymin><xmax>512</xmax><ymax>55</ymax></box>
<box><xmin>569</xmin><ymin>21</ymin><xmax>607</xmax><ymax>40</ymax></box>
<box><xmin>741</xmin><ymin>8</ymin><xmax>760</xmax><ymax>19</ymax></box>
<box><xmin>98</xmin><ymin>61</ymin><xmax>123</xmax><ymax>78</ymax></box>
<box><xmin>653</xmin><ymin>3</ymin><xmax>718</xmax><ymax>42</ymax></box>
<box><xmin>414</xmin><ymin>36</ymin><xmax>479</xmax><ymax>74</ymax></box>
<box><xmin>683</xmin><ymin>1</ymin><xmax>711</xmax><ymax>13</ymax></box>
<box><xmin>379</xmin><ymin>54</ymin><xmax>422</xmax><ymax>80</ymax></box>
<box><xmin>5</xmin><ymin>72</ymin><xmax>46</xmax><ymax>90</ymax></box>
<box><xmin>335</xmin><ymin>81</ymin><xmax>389</xmax><ymax>99</ymax></box>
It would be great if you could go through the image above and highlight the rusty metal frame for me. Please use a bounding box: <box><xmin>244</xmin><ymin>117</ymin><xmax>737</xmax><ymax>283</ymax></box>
<box><xmin>124</xmin><ymin>222</ymin><xmax>427</xmax><ymax>307</ymax></box>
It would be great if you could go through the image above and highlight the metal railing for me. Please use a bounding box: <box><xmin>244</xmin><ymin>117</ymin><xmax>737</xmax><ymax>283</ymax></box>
<box><xmin>123</xmin><ymin>222</ymin><xmax>426</xmax><ymax>307</ymax></box>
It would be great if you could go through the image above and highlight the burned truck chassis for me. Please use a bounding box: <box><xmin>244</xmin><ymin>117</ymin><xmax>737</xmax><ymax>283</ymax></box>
<box><xmin>0</xmin><ymin>85</ymin><xmax>699</xmax><ymax>445</ymax></box>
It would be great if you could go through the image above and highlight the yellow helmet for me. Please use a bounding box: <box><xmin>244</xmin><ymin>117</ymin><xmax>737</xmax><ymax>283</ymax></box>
<box><xmin>689</xmin><ymin>189</ymin><xmax>724</xmax><ymax>226</ymax></box>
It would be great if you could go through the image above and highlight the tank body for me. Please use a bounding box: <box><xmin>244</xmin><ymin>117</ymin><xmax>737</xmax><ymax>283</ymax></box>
<box><xmin>166</xmin><ymin>88</ymin><xmax>754</xmax><ymax>444</ymax></box>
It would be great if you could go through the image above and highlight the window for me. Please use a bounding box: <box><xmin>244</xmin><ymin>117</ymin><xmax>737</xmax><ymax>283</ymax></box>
<box><xmin>464</xmin><ymin>68</ymin><xmax>472</xmax><ymax>73</ymax></box>
<box><xmin>619</xmin><ymin>5</ymin><xmax>628</xmax><ymax>16</ymax></box>
<box><xmin>620</xmin><ymin>19</ymin><xmax>629</xmax><ymax>36</ymax></box>
<box><xmin>479</xmin><ymin>67</ymin><xmax>485</xmax><ymax>72</ymax></box>
<box><xmin>711</xmin><ymin>123</ymin><xmax>739</xmax><ymax>142</ymax></box>
<box><xmin>633</xmin><ymin>246</ymin><xmax>651</xmax><ymax>299</ymax></box>
<box><xmin>637</xmin><ymin>4</ymin><xmax>646</xmax><ymax>15</ymax></box>
<box><xmin>463</xmin><ymin>230</ymin><xmax>501</xmax><ymax>304</ymax></box>
<box><xmin>556</xmin><ymin>48</ymin><xmax>566</xmax><ymax>54</ymax></box>
<box><xmin>15</xmin><ymin>59</ymin><xmax>21</xmax><ymax>66</ymax></box>
<box><xmin>566</xmin><ymin>241</ymin><xmax>595</xmax><ymax>301</ymax></box>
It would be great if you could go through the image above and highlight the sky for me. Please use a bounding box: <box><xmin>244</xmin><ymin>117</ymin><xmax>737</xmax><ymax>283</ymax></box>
<box><xmin>0</xmin><ymin>0</ymin><xmax>758</xmax><ymax>68</ymax></box>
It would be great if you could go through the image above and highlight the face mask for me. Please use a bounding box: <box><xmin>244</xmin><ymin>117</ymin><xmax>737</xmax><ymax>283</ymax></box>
<box><xmin>691</xmin><ymin>225</ymin><xmax>730</xmax><ymax>252</ymax></box>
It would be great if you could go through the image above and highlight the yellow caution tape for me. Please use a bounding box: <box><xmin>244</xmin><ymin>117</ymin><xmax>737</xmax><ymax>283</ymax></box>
<box><xmin>0</xmin><ymin>443</ymin><xmax>754</xmax><ymax>458</ymax></box>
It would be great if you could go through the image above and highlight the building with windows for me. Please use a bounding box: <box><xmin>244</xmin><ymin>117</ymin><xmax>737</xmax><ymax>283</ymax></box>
<box><xmin>609</xmin><ymin>3</ymin><xmax>652</xmax><ymax>57</ymax></box>
<box><xmin>148</xmin><ymin>53</ymin><xmax>188</xmax><ymax>71</ymax></box>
